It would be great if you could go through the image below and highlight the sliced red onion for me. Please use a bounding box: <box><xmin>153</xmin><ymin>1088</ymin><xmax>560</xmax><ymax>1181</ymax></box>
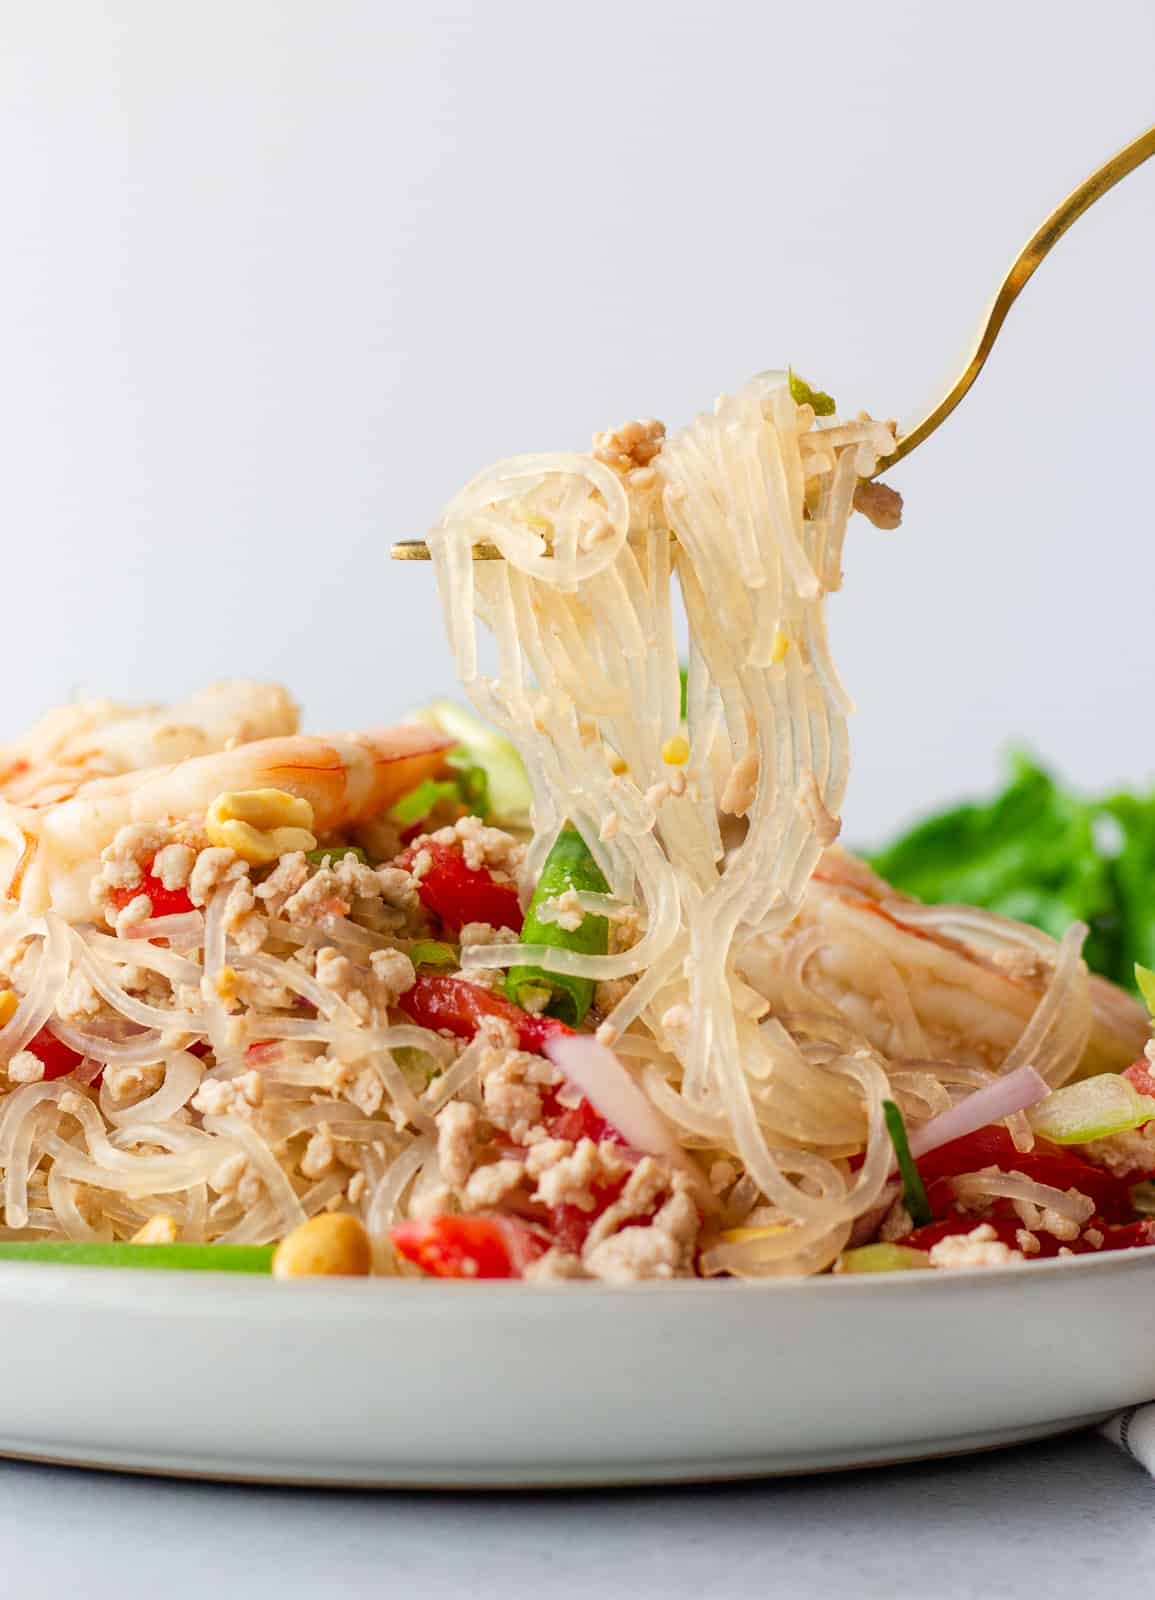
<box><xmin>907</xmin><ymin>1064</ymin><xmax>1050</xmax><ymax>1161</ymax></box>
<box><xmin>543</xmin><ymin>1032</ymin><xmax>689</xmax><ymax>1171</ymax></box>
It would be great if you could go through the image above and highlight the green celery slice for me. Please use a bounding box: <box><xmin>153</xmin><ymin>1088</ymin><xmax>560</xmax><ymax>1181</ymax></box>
<box><xmin>0</xmin><ymin>1241</ymin><xmax>275</xmax><ymax>1272</ymax></box>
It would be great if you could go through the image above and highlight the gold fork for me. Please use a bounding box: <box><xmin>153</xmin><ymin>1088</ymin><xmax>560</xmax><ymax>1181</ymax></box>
<box><xmin>392</xmin><ymin>121</ymin><xmax>1155</xmax><ymax>562</ymax></box>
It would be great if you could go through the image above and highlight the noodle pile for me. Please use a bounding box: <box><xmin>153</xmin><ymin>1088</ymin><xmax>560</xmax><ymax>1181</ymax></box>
<box><xmin>426</xmin><ymin>373</ymin><xmax>1110</xmax><ymax>1276</ymax></box>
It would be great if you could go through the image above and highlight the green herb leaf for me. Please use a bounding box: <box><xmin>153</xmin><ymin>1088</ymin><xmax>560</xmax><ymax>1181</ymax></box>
<box><xmin>389</xmin><ymin>779</ymin><xmax>463</xmax><ymax>827</ymax></box>
<box><xmin>882</xmin><ymin>1099</ymin><xmax>932</xmax><ymax>1229</ymax></box>
<box><xmin>408</xmin><ymin>939</ymin><xmax>458</xmax><ymax>970</ymax></box>
<box><xmin>447</xmin><ymin>754</ymin><xmax>490</xmax><ymax>820</ymax></box>
<box><xmin>305</xmin><ymin>844</ymin><xmax>371</xmax><ymax>868</ymax></box>
<box><xmin>788</xmin><ymin>367</ymin><xmax>837</xmax><ymax>417</ymax></box>
<box><xmin>866</xmin><ymin>751</ymin><xmax>1139</xmax><ymax>988</ymax></box>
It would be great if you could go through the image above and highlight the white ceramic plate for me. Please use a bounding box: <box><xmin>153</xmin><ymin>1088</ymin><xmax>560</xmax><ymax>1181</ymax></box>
<box><xmin>4</xmin><ymin>1248</ymin><xmax>1153</xmax><ymax>1487</ymax></box>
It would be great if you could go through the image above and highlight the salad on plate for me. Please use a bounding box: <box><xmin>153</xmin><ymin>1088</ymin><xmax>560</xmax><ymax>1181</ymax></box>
<box><xmin>1</xmin><ymin>372</ymin><xmax>1153</xmax><ymax>1284</ymax></box>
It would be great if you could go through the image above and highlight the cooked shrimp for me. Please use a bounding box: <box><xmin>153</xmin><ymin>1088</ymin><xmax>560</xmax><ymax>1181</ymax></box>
<box><xmin>0</xmin><ymin>681</ymin><xmax>299</xmax><ymax>805</ymax></box>
<box><xmin>741</xmin><ymin>846</ymin><xmax>1148</xmax><ymax>1082</ymax></box>
<box><xmin>1</xmin><ymin>725</ymin><xmax>453</xmax><ymax>918</ymax></box>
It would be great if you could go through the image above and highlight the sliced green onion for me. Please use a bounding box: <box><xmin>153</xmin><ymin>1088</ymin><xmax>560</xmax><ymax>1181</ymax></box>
<box><xmin>788</xmin><ymin>367</ymin><xmax>837</xmax><ymax>417</ymax></box>
<box><xmin>0</xmin><ymin>1241</ymin><xmax>275</xmax><ymax>1272</ymax></box>
<box><xmin>883</xmin><ymin>1099</ymin><xmax>932</xmax><ymax>1228</ymax></box>
<box><xmin>305</xmin><ymin>844</ymin><xmax>371</xmax><ymax>868</ymax></box>
<box><xmin>408</xmin><ymin>700</ymin><xmax>531</xmax><ymax>827</ymax></box>
<box><xmin>389</xmin><ymin>779</ymin><xmax>463</xmax><ymax>827</ymax></box>
<box><xmin>506</xmin><ymin>825</ymin><xmax>609</xmax><ymax>1027</ymax></box>
<box><xmin>389</xmin><ymin>761</ymin><xmax>491</xmax><ymax>829</ymax></box>
<box><xmin>838</xmin><ymin>1243</ymin><xmax>931</xmax><ymax>1274</ymax></box>
<box><xmin>1028</xmin><ymin>1072</ymin><xmax>1155</xmax><ymax>1145</ymax></box>
<box><xmin>407</xmin><ymin>939</ymin><xmax>458</xmax><ymax>970</ymax></box>
<box><xmin>446</xmin><ymin>754</ymin><xmax>490</xmax><ymax>820</ymax></box>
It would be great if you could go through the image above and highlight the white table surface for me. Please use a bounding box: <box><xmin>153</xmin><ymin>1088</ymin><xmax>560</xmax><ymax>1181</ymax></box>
<box><xmin>2</xmin><ymin>1430</ymin><xmax>1146</xmax><ymax>1598</ymax></box>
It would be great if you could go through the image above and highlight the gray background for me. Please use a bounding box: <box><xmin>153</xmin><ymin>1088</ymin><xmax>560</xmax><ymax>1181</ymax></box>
<box><xmin>3</xmin><ymin>0</ymin><xmax>1154</xmax><ymax>841</ymax></box>
<box><xmin>0</xmin><ymin>1431</ymin><xmax>1149</xmax><ymax>1598</ymax></box>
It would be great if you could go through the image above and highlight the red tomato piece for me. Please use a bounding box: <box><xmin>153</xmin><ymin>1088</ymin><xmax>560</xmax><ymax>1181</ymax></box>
<box><xmin>398</xmin><ymin>841</ymin><xmax>522</xmax><ymax>936</ymax></box>
<box><xmin>1096</xmin><ymin>1220</ymin><xmax>1155</xmax><ymax>1251</ymax></box>
<box><xmin>397</xmin><ymin>973</ymin><xmax>569</xmax><ymax>1056</ymax></box>
<box><xmin>899</xmin><ymin>1212</ymin><xmax>1155</xmax><ymax>1258</ymax></box>
<box><xmin>914</xmin><ymin>1126</ymin><xmax>1130</xmax><ymax>1222</ymax></box>
<box><xmin>545</xmin><ymin>1170</ymin><xmax>633</xmax><ymax>1255</ymax></box>
<box><xmin>25</xmin><ymin>1027</ymin><xmax>85</xmax><ymax>1082</ymax></box>
<box><xmin>107</xmin><ymin>857</ymin><xmax>195</xmax><ymax>922</ymax></box>
<box><xmin>390</xmin><ymin>1214</ymin><xmax>546</xmax><ymax>1279</ymax></box>
<box><xmin>541</xmin><ymin>1090</ymin><xmax>613</xmax><ymax>1146</ymax></box>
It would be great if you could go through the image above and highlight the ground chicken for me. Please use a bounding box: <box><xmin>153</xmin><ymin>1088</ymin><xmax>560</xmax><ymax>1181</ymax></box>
<box><xmin>852</xmin><ymin>478</ymin><xmax>904</xmax><ymax>531</ymax></box>
<box><xmin>538</xmin><ymin>887</ymin><xmax>585</xmax><ymax>933</ymax></box>
<box><xmin>928</xmin><ymin>1223</ymin><xmax>1025</xmax><ymax>1270</ymax></box>
<box><xmin>253</xmin><ymin>850</ymin><xmax>311</xmax><ymax>916</ymax></box>
<box><xmin>280</xmin><ymin>868</ymin><xmax>351</xmax><ymax>925</ymax></box>
<box><xmin>191</xmin><ymin>1070</ymin><xmax>263</xmax><ymax>1118</ymax></box>
<box><xmin>592</xmin><ymin>418</ymin><xmax>666</xmax><ymax>473</ymax></box>
<box><xmin>300</xmin><ymin>1127</ymin><xmax>335</xmax><ymax>1179</ymax></box>
<box><xmin>583</xmin><ymin>1156</ymin><xmax>670</xmax><ymax>1250</ymax></box>
<box><xmin>368</xmin><ymin>948</ymin><xmax>416</xmax><ymax>1006</ymax></box>
<box><xmin>97</xmin><ymin>822</ymin><xmax>171</xmax><ymax>898</ymax></box>
<box><xmin>7</xmin><ymin>1050</ymin><xmax>44</xmax><ymax>1085</ymax></box>
<box><xmin>102</xmin><ymin>1060</ymin><xmax>167</xmax><ymax>1107</ymax></box>
<box><xmin>584</xmin><ymin>1179</ymin><xmax>699</xmax><ymax>1282</ymax></box>
<box><xmin>112</xmin><ymin>893</ymin><xmax>153</xmax><ymax>935</ymax></box>
<box><xmin>55</xmin><ymin>970</ymin><xmax>102</xmax><ymax>1021</ymax></box>
<box><xmin>374</xmin><ymin>865</ymin><xmax>421</xmax><ymax>915</ymax></box>
<box><xmin>584</xmin><ymin>1225</ymin><xmax>685</xmax><ymax>1283</ymax></box>
<box><xmin>210</xmin><ymin>1151</ymin><xmax>263</xmax><ymax>1213</ymax></box>
<box><xmin>343</xmin><ymin>1065</ymin><xmax>384</xmax><ymax>1118</ymax></box>
<box><xmin>524</xmin><ymin>1248</ymin><xmax>591</xmax><ymax>1282</ymax></box>
<box><xmin>426</xmin><ymin>815</ymin><xmax>524</xmax><ymax>877</ymax></box>
<box><xmin>188</xmin><ymin>846</ymin><xmax>246</xmax><ymax>907</ymax></box>
<box><xmin>480</xmin><ymin>1047</ymin><xmax>557</xmax><ymax>1143</ymax></box>
<box><xmin>151</xmin><ymin>842</ymin><xmax>196</xmax><ymax>892</ymax></box>
<box><xmin>1084</xmin><ymin>1125</ymin><xmax>1155</xmax><ymax>1178</ymax></box>
<box><xmin>532</xmin><ymin>1138</ymin><xmax>628</xmax><ymax>1212</ymax></box>
<box><xmin>314</xmin><ymin>947</ymin><xmax>371</xmax><ymax>1022</ymax></box>
<box><xmin>436</xmin><ymin>1101</ymin><xmax>480</xmax><ymax>1188</ymax></box>
<box><xmin>523</xmin><ymin>1138</ymin><xmax>574</xmax><ymax>1180</ymax></box>
<box><xmin>218</xmin><ymin>875</ymin><xmax>266</xmax><ymax>955</ymax></box>
<box><xmin>462</xmin><ymin>1158</ymin><xmax>526</xmax><ymax>1211</ymax></box>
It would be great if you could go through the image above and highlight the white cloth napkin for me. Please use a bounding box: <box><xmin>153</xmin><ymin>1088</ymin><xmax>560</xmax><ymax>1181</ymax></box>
<box><xmin>1101</xmin><ymin>1407</ymin><xmax>1155</xmax><ymax>1472</ymax></box>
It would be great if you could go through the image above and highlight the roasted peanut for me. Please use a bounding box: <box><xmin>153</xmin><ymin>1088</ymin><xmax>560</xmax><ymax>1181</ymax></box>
<box><xmin>205</xmin><ymin>788</ymin><xmax>317</xmax><ymax>865</ymax></box>
<box><xmin>272</xmin><ymin>1213</ymin><xmax>372</xmax><ymax>1279</ymax></box>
